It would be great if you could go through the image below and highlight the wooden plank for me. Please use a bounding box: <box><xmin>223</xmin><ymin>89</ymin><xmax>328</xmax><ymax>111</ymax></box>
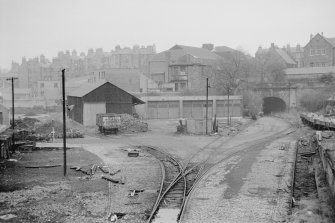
<box><xmin>83</xmin><ymin>102</ymin><xmax>106</xmax><ymax>126</ymax></box>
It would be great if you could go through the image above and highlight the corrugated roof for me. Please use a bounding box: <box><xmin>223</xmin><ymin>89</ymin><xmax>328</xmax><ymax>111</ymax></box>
<box><xmin>275</xmin><ymin>49</ymin><xmax>296</xmax><ymax>65</ymax></box>
<box><xmin>285</xmin><ymin>66</ymin><xmax>335</xmax><ymax>75</ymax></box>
<box><xmin>67</xmin><ymin>81</ymin><xmax>144</xmax><ymax>104</ymax></box>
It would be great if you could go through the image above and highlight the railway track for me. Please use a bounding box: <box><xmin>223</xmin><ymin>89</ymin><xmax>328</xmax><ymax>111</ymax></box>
<box><xmin>142</xmin><ymin>125</ymin><xmax>294</xmax><ymax>223</ymax></box>
<box><xmin>140</xmin><ymin>146</ymin><xmax>186</xmax><ymax>223</ymax></box>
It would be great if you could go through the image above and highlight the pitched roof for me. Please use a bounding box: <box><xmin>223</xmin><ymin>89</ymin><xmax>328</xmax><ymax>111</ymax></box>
<box><xmin>169</xmin><ymin>45</ymin><xmax>219</xmax><ymax>60</ymax></box>
<box><xmin>326</xmin><ymin>37</ymin><xmax>335</xmax><ymax>47</ymax></box>
<box><xmin>285</xmin><ymin>66</ymin><xmax>335</xmax><ymax>75</ymax></box>
<box><xmin>275</xmin><ymin>49</ymin><xmax>296</xmax><ymax>65</ymax></box>
<box><xmin>67</xmin><ymin>81</ymin><xmax>144</xmax><ymax>104</ymax></box>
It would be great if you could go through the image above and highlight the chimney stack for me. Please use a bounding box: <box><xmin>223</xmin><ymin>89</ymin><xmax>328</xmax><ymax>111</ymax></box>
<box><xmin>321</xmin><ymin>32</ymin><xmax>324</xmax><ymax>36</ymax></box>
<box><xmin>271</xmin><ymin>43</ymin><xmax>275</xmax><ymax>50</ymax></box>
<box><xmin>286</xmin><ymin>44</ymin><xmax>291</xmax><ymax>52</ymax></box>
<box><xmin>296</xmin><ymin>44</ymin><xmax>300</xmax><ymax>51</ymax></box>
<box><xmin>202</xmin><ymin>43</ymin><xmax>214</xmax><ymax>51</ymax></box>
<box><xmin>310</xmin><ymin>34</ymin><xmax>313</xmax><ymax>40</ymax></box>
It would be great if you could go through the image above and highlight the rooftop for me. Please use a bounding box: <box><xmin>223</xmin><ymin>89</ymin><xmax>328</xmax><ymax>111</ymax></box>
<box><xmin>285</xmin><ymin>66</ymin><xmax>335</xmax><ymax>75</ymax></box>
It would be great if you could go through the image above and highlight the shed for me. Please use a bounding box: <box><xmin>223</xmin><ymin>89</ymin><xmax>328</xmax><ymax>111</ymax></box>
<box><xmin>67</xmin><ymin>82</ymin><xmax>145</xmax><ymax>126</ymax></box>
<box><xmin>0</xmin><ymin>104</ymin><xmax>10</xmax><ymax>126</ymax></box>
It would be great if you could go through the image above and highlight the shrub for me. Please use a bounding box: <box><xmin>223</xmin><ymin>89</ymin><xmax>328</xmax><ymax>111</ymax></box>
<box><xmin>299</xmin><ymin>89</ymin><xmax>328</xmax><ymax>112</ymax></box>
<box><xmin>242</xmin><ymin>90</ymin><xmax>263</xmax><ymax>116</ymax></box>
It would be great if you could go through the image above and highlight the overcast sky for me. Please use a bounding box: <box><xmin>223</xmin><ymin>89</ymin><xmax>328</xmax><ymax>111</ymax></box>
<box><xmin>1</xmin><ymin>0</ymin><xmax>335</xmax><ymax>70</ymax></box>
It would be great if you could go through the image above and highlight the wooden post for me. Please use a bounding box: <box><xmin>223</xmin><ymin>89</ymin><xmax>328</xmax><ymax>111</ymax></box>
<box><xmin>62</xmin><ymin>69</ymin><xmax>67</xmax><ymax>176</ymax></box>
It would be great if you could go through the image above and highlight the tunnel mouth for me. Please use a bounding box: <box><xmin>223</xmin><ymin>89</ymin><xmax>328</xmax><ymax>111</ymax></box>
<box><xmin>263</xmin><ymin>97</ymin><xmax>286</xmax><ymax>115</ymax></box>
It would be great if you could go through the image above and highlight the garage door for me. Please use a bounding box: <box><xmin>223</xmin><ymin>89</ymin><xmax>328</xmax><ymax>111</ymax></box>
<box><xmin>183</xmin><ymin>100</ymin><xmax>212</xmax><ymax>119</ymax></box>
<box><xmin>147</xmin><ymin>101</ymin><xmax>180</xmax><ymax>119</ymax></box>
<box><xmin>83</xmin><ymin>102</ymin><xmax>106</xmax><ymax>126</ymax></box>
<box><xmin>216</xmin><ymin>100</ymin><xmax>241</xmax><ymax>117</ymax></box>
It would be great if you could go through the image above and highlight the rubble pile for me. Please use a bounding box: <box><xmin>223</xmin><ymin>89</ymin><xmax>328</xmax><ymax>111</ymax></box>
<box><xmin>305</xmin><ymin>112</ymin><xmax>335</xmax><ymax>124</ymax></box>
<box><xmin>14</xmin><ymin>118</ymin><xmax>40</xmax><ymax>130</ymax></box>
<box><xmin>301</xmin><ymin>112</ymin><xmax>335</xmax><ymax>130</ymax></box>
<box><xmin>118</xmin><ymin>114</ymin><xmax>148</xmax><ymax>133</ymax></box>
<box><xmin>34</xmin><ymin>120</ymin><xmax>84</xmax><ymax>138</ymax></box>
<box><xmin>216</xmin><ymin>120</ymin><xmax>243</xmax><ymax>135</ymax></box>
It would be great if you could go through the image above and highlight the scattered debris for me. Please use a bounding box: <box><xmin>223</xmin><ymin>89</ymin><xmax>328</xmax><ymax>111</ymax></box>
<box><xmin>176</xmin><ymin>119</ymin><xmax>187</xmax><ymax>134</ymax></box>
<box><xmin>109</xmin><ymin>169</ymin><xmax>121</xmax><ymax>176</ymax></box>
<box><xmin>25</xmin><ymin>164</ymin><xmax>61</xmax><ymax>168</ymax></box>
<box><xmin>118</xmin><ymin>114</ymin><xmax>148</xmax><ymax>133</ymax></box>
<box><xmin>0</xmin><ymin>214</ymin><xmax>17</xmax><ymax>221</ymax></box>
<box><xmin>128</xmin><ymin>189</ymin><xmax>144</xmax><ymax>197</ymax></box>
<box><xmin>124</xmin><ymin>202</ymin><xmax>142</xmax><ymax>205</ymax></box>
<box><xmin>128</xmin><ymin>151</ymin><xmax>139</xmax><ymax>157</ymax></box>
<box><xmin>102</xmin><ymin>176</ymin><xmax>125</xmax><ymax>184</ymax></box>
<box><xmin>98</xmin><ymin>165</ymin><xmax>109</xmax><ymax>173</ymax></box>
<box><xmin>300</xmin><ymin>152</ymin><xmax>316</xmax><ymax>157</ymax></box>
<box><xmin>108</xmin><ymin>213</ymin><xmax>118</xmax><ymax>222</ymax></box>
<box><xmin>108</xmin><ymin>213</ymin><xmax>127</xmax><ymax>222</ymax></box>
<box><xmin>321</xmin><ymin>131</ymin><xmax>333</xmax><ymax>139</ymax></box>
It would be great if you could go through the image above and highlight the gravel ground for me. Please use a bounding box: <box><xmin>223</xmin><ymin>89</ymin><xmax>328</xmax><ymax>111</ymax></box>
<box><xmin>0</xmin><ymin>148</ymin><xmax>110</xmax><ymax>223</ymax></box>
<box><xmin>78</xmin><ymin>141</ymin><xmax>162</xmax><ymax>222</ymax></box>
<box><xmin>183</xmin><ymin>118</ymin><xmax>295</xmax><ymax>223</ymax></box>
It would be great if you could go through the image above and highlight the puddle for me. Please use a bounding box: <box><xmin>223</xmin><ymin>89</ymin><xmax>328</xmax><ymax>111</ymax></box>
<box><xmin>152</xmin><ymin>208</ymin><xmax>180</xmax><ymax>223</ymax></box>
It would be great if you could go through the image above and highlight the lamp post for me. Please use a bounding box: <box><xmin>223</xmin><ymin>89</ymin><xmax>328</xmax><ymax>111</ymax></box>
<box><xmin>62</xmin><ymin>69</ymin><xmax>67</xmax><ymax>176</ymax></box>
<box><xmin>6</xmin><ymin>77</ymin><xmax>18</xmax><ymax>150</ymax></box>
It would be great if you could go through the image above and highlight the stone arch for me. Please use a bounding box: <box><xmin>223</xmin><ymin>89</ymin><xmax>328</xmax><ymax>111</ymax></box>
<box><xmin>263</xmin><ymin>97</ymin><xmax>286</xmax><ymax>115</ymax></box>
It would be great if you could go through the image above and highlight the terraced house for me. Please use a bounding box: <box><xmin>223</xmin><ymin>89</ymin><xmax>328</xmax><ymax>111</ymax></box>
<box><xmin>148</xmin><ymin>44</ymin><xmax>220</xmax><ymax>92</ymax></box>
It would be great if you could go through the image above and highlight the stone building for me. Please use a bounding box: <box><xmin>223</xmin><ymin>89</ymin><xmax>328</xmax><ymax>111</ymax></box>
<box><xmin>255</xmin><ymin>43</ymin><xmax>297</xmax><ymax>69</ymax></box>
<box><xmin>148</xmin><ymin>44</ymin><xmax>219</xmax><ymax>92</ymax></box>
<box><xmin>302</xmin><ymin>33</ymin><xmax>335</xmax><ymax>67</ymax></box>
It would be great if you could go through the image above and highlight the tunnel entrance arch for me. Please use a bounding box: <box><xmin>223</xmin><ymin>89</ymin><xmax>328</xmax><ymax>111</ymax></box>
<box><xmin>263</xmin><ymin>97</ymin><xmax>286</xmax><ymax>115</ymax></box>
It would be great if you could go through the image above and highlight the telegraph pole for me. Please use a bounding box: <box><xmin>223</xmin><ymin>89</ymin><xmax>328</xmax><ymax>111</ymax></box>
<box><xmin>227</xmin><ymin>87</ymin><xmax>230</xmax><ymax>126</ymax></box>
<box><xmin>6</xmin><ymin>77</ymin><xmax>18</xmax><ymax>150</ymax></box>
<box><xmin>62</xmin><ymin>69</ymin><xmax>67</xmax><ymax>176</ymax></box>
<box><xmin>206</xmin><ymin>78</ymin><xmax>209</xmax><ymax>134</ymax></box>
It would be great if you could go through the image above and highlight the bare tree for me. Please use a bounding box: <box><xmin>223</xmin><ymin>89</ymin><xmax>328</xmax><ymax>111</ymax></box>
<box><xmin>255</xmin><ymin>51</ymin><xmax>287</xmax><ymax>83</ymax></box>
<box><xmin>213</xmin><ymin>50</ymin><xmax>248</xmax><ymax>95</ymax></box>
<box><xmin>213</xmin><ymin>50</ymin><xmax>250</xmax><ymax>124</ymax></box>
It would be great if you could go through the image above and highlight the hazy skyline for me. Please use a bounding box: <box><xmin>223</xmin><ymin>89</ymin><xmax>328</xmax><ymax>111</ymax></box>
<box><xmin>1</xmin><ymin>0</ymin><xmax>335</xmax><ymax>70</ymax></box>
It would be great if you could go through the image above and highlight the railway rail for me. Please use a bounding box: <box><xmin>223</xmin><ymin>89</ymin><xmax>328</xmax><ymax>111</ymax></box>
<box><xmin>143</xmin><ymin>124</ymin><xmax>294</xmax><ymax>223</ymax></box>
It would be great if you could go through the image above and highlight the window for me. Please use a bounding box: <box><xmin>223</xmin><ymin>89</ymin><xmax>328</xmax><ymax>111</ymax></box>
<box><xmin>54</xmin><ymin>83</ymin><xmax>58</xmax><ymax>88</ymax></box>
<box><xmin>321</xmin><ymin>49</ymin><xmax>326</xmax><ymax>55</ymax></box>
<box><xmin>310</xmin><ymin>62</ymin><xmax>314</xmax><ymax>67</ymax></box>
<box><xmin>40</xmin><ymin>83</ymin><xmax>44</xmax><ymax>88</ymax></box>
<box><xmin>322</xmin><ymin>63</ymin><xmax>326</xmax><ymax>67</ymax></box>
<box><xmin>180</xmin><ymin>66</ymin><xmax>186</xmax><ymax>72</ymax></box>
<box><xmin>315</xmin><ymin>62</ymin><xmax>319</xmax><ymax>67</ymax></box>
<box><xmin>40</xmin><ymin>91</ymin><xmax>44</xmax><ymax>96</ymax></box>
<box><xmin>316</xmin><ymin>49</ymin><xmax>321</xmax><ymax>55</ymax></box>
<box><xmin>310</xmin><ymin>49</ymin><xmax>315</xmax><ymax>56</ymax></box>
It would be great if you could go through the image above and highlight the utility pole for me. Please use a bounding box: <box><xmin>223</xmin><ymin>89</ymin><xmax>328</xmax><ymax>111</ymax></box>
<box><xmin>6</xmin><ymin>77</ymin><xmax>18</xmax><ymax>150</ymax></box>
<box><xmin>288</xmin><ymin>82</ymin><xmax>291</xmax><ymax>113</ymax></box>
<box><xmin>206</xmin><ymin>78</ymin><xmax>209</xmax><ymax>135</ymax></box>
<box><xmin>62</xmin><ymin>69</ymin><xmax>67</xmax><ymax>176</ymax></box>
<box><xmin>227</xmin><ymin>87</ymin><xmax>230</xmax><ymax>126</ymax></box>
